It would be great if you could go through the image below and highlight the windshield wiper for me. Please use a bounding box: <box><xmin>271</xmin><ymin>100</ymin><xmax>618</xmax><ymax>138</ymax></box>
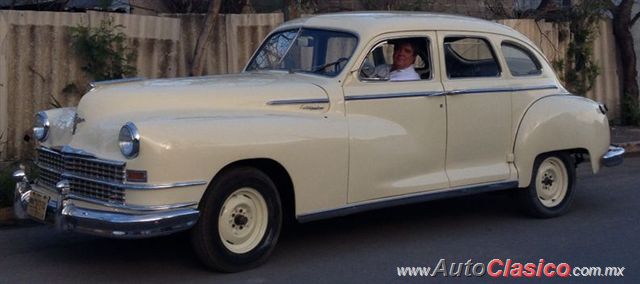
<box><xmin>311</xmin><ymin>58</ymin><xmax>349</xmax><ymax>73</ymax></box>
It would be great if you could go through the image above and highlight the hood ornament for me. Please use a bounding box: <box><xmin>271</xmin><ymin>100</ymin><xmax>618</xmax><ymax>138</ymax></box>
<box><xmin>72</xmin><ymin>114</ymin><xmax>85</xmax><ymax>135</ymax></box>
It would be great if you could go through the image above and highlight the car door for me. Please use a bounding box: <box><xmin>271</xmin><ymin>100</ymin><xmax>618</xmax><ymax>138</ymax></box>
<box><xmin>343</xmin><ymin>32</ymin><xmax>449</xmax><ymax>203</ymax></box>
<box><xmin>437</xmin><ymin>31</ymin><xmax>513</xmax><ymax>187</ymax></box>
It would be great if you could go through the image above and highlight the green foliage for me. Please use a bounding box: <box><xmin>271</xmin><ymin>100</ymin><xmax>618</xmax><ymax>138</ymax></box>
<box><xmin>70</xmin><ymin>18</ymin><xmax>137</xmax><ymax>82</ymax></box>
<box><xmin>0</xmin><ymin>165</ymin><xmax>15</xmax><ymax>208</ymax></box>
<box><xmin>622</xmin><ymin>95</ymin><xmax>640</xmax><ymax>126</ymax></box>
<box><xmin>561</xmin><ymin>0</ymin><xmax>605</xmax><ymax>96</ymax></box>
<box><xmin>98</xmin><ymin>0</ymin><xmax>114</xmax><ymax>10</ymax></box>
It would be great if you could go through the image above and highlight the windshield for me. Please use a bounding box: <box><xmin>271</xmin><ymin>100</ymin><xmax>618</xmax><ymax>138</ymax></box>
<box><xmin>246</xmin><ymin>28</ymin><xmax>358</xmax><ymax>77</ymax></box>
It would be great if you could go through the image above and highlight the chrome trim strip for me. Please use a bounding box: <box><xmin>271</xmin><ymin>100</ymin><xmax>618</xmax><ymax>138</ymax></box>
<box><xmin>61</xmin><ymin>172</ymin><xmax>207</xmax><ymax>190</ymax></box>
<box><xmin>343</xmin><ymin>85</ymin><xmax>557</xmax><ymax>101</ymax></box>
<box><xmin>67</xmin><ymin>194</ymin><xmax>198</xmax><ymax>212</ymax></box>
<box><xmin>35</xmin><ymin>162</ymin><xmax>62</xmax><ymax>175</ymax></box>
<box><xmin>90</xmin><ymin>77</ymin><xmax>145</xmax><ymax>88</ymax></box>
<box><xmin>446</xmin><ymin>85</ymin><xmax>558</xmax><ymax>96</ymax></box>
<box><xmin>345</xmin><ymin>91</ymin><xmax>445</xmax><ymax>101</ymax></box>
<box><xmin>43</xmin><ymin>146</ymin><xmax>126</xmax><ymax>166</ymax></box>
<box><xmin>297</xmin><ymin>180</ymin><xmax>518</xmax><ymax>223</ymax></box>
<box><xmin>512</xmin><ymin>85</ymin><xmax>559</xmax><ymax>92</ymax></box>
<box><xmin>267</xmin><ymin>98</ymin><xmax>330</xmax><ymax>105</ymax></box>
<box><xmin>124</xmin><ymin>180</ymin><xmax>208</xmax><ymax>190</ymax></box>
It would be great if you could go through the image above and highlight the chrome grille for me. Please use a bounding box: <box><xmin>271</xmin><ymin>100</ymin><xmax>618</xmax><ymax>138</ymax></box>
<box><xmin>36</xmin><ymin>147</ymin><xmax>126</xmax><ymax>204</ymax></box>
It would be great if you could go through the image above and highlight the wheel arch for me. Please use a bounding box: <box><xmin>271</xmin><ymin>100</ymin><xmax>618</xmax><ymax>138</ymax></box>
<box><xmin>209</xmin><ymin>158</ymin><xmax>296</xmax><ymax>224</ymax></box>
<box><xmin>513</xmin><ymin>95</ymin><xmax>610</xmax><ymax>187</ymax></box>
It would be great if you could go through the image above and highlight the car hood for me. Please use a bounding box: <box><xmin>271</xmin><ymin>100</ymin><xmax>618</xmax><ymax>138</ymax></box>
<box><xmin>77</xmin><ymin>72</ymin><xmax>329</xmax><ymax>122</ymax></box>
<box><xmin>59</xmin><ymin>72</ymin><xmax>330</xmax><ymax>156</ymax></box>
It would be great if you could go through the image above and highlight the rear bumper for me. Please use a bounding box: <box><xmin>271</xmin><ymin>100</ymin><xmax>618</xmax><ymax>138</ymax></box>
<box><xmin>601</xmin><ymin>145</ymin><xmax>625</xmax><ymax>167</ymax></box>
<box><xmin>13</xmin><ymin>175</ymin><xmax>200</xmax><ymax>239</ymax></box>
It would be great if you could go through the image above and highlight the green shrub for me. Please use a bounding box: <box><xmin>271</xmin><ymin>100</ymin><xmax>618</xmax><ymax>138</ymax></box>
<box><xmin>70</xmin><ymin>18</ymin><xmax>137</xmax><ymax>81</ymax></box>
<box><xmin>0</xmin><ymin>165</ymin><xmax>16</xmax><ymax>208</ymax></box>
<box><xmin>622</xmin><ymin>95</ymin><xmax>640</xmax><ymax>126</ymax></box>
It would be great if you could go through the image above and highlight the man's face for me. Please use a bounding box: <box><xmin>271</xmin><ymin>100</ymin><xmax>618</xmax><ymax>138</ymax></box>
<box><xmin>392</xmin><ymin>42</ymin><xmax>416</xmax><ymax>70</ymax></box>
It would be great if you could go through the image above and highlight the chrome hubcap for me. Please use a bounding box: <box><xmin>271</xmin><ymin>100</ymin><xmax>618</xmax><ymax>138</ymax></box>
<box><xmin>218</xmin><ymin>188</ymin><xmax>268</xmax><ymax>254</ymax></box>
<box><xmin>536</xmin><ymin>157</ymin><xmax>568</xmax><ymax>207</ymax></box>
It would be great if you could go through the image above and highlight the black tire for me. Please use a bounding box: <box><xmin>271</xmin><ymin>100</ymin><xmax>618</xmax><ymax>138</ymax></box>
<box><xmin>519</xmin><ymin>152</ymin><xmax>576</xmax><ymax>218</ymax></box>
<box><xmin>191</xmin><ymin>167</ymin><xmax>282</xmax><ymax>272</ymax></box>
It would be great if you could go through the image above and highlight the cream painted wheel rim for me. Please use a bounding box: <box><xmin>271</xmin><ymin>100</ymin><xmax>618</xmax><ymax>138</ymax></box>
<box><xmin>218</xmin><ymin>187</ymin><xmax>269</xmax><ymax>254</ymax></box>
<box><xmin>535</xmin><ymin>157</ymin><xmax>568</xmax><ymax>208</ymax></box>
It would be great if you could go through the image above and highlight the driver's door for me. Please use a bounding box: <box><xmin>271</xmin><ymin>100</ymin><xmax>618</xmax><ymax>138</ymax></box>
<box><xmin>342</xmin><ymin>32</ymin><xmax>449</xmax><ymax>203</ymax></box>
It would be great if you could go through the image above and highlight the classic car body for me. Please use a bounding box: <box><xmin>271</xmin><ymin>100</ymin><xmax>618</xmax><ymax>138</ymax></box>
<box><xmin>14</xmin><ymin>12</ymin><xmax>624</xmax><ymax>271</ymax></box>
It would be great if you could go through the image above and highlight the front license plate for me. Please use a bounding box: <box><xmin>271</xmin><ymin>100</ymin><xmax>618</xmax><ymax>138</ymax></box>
<box><xmin>27</xmin><ymin>191</ymin><xmax>50</xmax><ymax>221</ymax></box>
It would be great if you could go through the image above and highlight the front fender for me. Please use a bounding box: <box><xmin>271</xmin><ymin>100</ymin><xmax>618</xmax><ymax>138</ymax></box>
<box><xmin>125</xmin><ymin>111</ymin><xmax>349</xmax><ymax>214</ymax></box>
<box><xmin>513</xmin><ymin>95</ymin><xmax>609</xmax><ymax>187</ymax></box>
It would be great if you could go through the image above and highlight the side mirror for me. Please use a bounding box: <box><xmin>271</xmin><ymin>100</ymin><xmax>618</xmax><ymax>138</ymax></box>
<box><xmin>359</xmin><ymin>61</ymin><xmax>388</xmax><ymax>81</ymax></box>
<box><xmin>361</xmin><ymin>62</ymin><xmax>376</xmax><ymax>77</ymax></box>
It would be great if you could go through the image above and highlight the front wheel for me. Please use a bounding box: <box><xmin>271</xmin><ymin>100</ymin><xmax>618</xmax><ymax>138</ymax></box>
<box><xmin>191</xmin><ymin>167</ymin><xmax>282</xmax><ymax>272</ymax></box>
<box><xmin>519</xmin><ymin>152</ymin><xmax>576</xmax><ymax>218</ymax></box>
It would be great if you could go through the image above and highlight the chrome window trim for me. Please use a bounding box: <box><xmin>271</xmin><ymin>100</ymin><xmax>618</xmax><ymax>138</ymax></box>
<box><xmin>244</xmin><ymin>27</ymin><xmax>360</xmax><ymax>78</ymax></box>
<box><xmin>345</xmin><ymin>91</ymin><xmax>445</xmax><ymax>101</ymax></box>
<box><xmin>267</xmin><ymin>98</ymin><xmax>330</xmax><ymax>105</ymax></box>
<box><xmin>358</xmin><ymin>35</ymin><xmax>435</xmax><ymax>82</ymax></box>
<box><xmin>500</xmin><ymin>41</ymin><xmax>544</xmax><ymax>77</ymax></box>
<box><xmin>443</xmin><ymin>35</ymin><xmax>503</xmax><ymax>80</ymax></box>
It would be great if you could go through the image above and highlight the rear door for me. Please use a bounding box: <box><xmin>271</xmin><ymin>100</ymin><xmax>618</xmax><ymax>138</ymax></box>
<box><xmin>437</xmin><ymin>31</ymin><xmax>513</xmax><ymax>187</ymax></box>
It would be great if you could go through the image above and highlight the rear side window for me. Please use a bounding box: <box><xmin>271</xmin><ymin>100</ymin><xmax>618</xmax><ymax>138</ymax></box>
<box><xmin>444</xmin><ymin>37</ymin><xmax>501</xmax><ymax>78</ymax></box>
<box><xmin>501</xmin><ymin>43</ymin><xmax>542</xmax><ymax>76</ymax></box>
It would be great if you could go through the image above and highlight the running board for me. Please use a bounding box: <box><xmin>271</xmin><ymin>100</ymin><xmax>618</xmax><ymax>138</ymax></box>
<box><xmin>297</xmin><ymin>180</ymin><xmax>519</xmax><ymax>223</ymax></box>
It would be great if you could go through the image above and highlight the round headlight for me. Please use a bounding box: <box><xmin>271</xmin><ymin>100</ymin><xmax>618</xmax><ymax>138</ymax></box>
<box><xmin>118</xmin><ymin>122</ymin><xmax>140</xmax><ymax>159</ymax></box>
<box><xmin>33</xmin><ymin>112</ymin><xmax>50</xmax><ymax>142</ymax></box>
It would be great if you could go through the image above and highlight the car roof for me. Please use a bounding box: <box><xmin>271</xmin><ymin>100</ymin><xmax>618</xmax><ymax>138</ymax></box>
<box><xmin>278</xmin><ymin>12</ymin><xmax>538</xmax><ymax>51</ymax></box>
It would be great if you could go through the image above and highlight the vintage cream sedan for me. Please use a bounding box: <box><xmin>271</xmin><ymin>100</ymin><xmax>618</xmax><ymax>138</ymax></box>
<box><xmin>14</xmin><ymin>12</ymin><xmax>624</xmax><ymax>271</ymax></box>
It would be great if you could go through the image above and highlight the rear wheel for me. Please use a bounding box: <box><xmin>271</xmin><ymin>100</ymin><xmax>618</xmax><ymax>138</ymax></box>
<box><xmin>191</xmin><ymin>167</ymin><xmax>282</xmax><ymax>272</ymax></box>
<box><xmin>519</xmin><ymin>152</ymin><xmax>576</xmax><ymax>218</ymax></box>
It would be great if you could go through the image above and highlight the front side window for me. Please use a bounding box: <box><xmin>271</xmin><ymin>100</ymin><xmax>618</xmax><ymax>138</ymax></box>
<box><xmin>444</xmin><ymin>37</ymin><xmax>501</xmax><ymax>78</ymax></box>
<box><xmin>501</xmin><ymin>43</ymin><xmax>542</xmax><ymax>76</ymax></box>
<box><xmin>359</xmin><ymin>37</ymin><xmax>431</xmax><ymax>82</ymax></box>
<box><xmin>246</xmin><ymin>28</ymin><xmax>358</xmax><ymax>77</ymax></box>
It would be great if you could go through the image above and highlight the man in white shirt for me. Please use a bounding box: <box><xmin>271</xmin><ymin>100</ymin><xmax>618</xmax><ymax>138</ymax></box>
<box><xmin>373</xmin><ymin>40</ymin><xmax>421</xmax><ymax>81</ymax></box>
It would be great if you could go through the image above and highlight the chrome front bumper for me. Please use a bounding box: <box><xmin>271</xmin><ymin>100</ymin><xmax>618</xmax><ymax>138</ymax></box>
<box><xmin>602</xmin><ymin>145</ymin><xmax>625</xmax><ymax>167</ymax></box>
<box><xmin>13</xmin><ymin>173</ymin><xmax>200</xmax><ymax>239</ymax></box>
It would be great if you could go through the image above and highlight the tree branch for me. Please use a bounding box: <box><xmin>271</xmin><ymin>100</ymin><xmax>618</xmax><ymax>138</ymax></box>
<box><xmin>536</xmin><ymin>0</ymin><xmax>553</xmax><ymax>12</ymax></box>
<box><xmin>632</xmin><ymin>12</ymin><xmax>640</xmax><ymax>26</ymax></box>
<box><xmin>605</xmin><ymin>0</ymin><xmax>617</xmax><ymax>13</ymax></box>
<box><xmin>190</xmin><ymin>0</ymin><xmax>222</xmax><ymax>76</ymax></box>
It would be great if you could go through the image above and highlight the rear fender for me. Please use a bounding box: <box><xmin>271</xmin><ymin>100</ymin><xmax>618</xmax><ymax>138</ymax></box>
<box><xmin>513</xmin><ymin>95</ymin><xmax>609</xmax><ymax>187</ymax></box>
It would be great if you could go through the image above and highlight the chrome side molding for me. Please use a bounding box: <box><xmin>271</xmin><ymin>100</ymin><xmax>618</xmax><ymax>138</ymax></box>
<box><xmin>344</xmin><ymin>85</ymin><xmax>558</xmax><ymax>101</ymax></box>
<box><xmin>267</xmin><ymin>98</ymin><xmax>330</xmax><ymax>105</ymax></box>
<box><xmin>297</xmin><ymin>180</ymin><xmax>518</xmax><ymax>223</ymax></box>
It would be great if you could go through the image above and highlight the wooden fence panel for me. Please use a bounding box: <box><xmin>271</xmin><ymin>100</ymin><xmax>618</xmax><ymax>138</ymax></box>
<box><xmin>0</xmin><ymin>12</ymin><xmax>622</xmax><ymax>161</ymax></box>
